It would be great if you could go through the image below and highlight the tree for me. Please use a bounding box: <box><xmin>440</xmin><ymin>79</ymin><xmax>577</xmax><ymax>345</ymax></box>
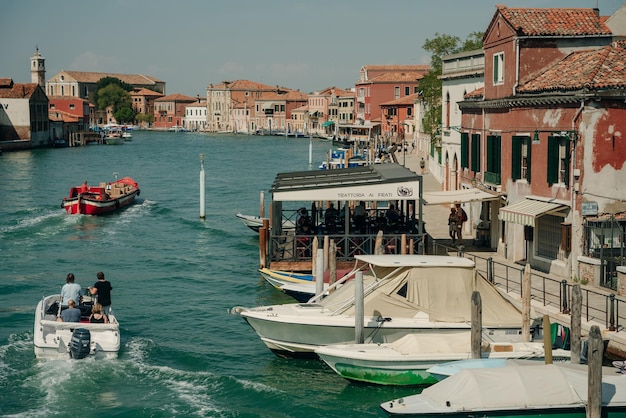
<box><xmin>420</xmin><ymin>32</ymin><xmax>484</xmax><ymax>145</ymax></box>
<box><xmin>94</xmin><ymin>78</ymin><xmax>134</xmax><ymax>124</ymax></box>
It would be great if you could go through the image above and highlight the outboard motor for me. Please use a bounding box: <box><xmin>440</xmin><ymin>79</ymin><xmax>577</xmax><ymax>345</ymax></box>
<box><xmin>69</xmin><ymin>328</ymin><xmax>91</xmax><ymax>359</ymax></box>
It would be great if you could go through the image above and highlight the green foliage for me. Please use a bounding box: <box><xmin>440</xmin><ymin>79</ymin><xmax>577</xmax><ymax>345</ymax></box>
<box><xmin>420</xmin><ymin>31</ymin><xmax>484</xmax><ymax>141</ymax></box>
<box><xmin>95</xmin><ymin>77</ymin><xmax>133</xmax><ymax>92</ymax></box>
<box><xmin>115</xmin><ymin>106</ymin><xmax>135</xmax><ymax>124</ymax></box>
<box><xmin>135</xmin><ymin>113</ymin><xmax>154</xmax><ymax>124</ymax></box>
<box><xmin>94</xmin><ymin>83</ymin><xmax>134</xmax><ymax>123</ymax></box>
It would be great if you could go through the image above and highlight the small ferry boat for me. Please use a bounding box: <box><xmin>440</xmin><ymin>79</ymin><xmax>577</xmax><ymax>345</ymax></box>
<box><xmin>62</xmin><ymin>174</ymin><xmax>140</xmax><ymax>215</ymax></box>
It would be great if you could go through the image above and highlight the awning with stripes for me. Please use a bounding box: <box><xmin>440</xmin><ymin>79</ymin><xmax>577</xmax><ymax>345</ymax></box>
<box><xmin>498</xmin><ymin>198</ymin><xmax>569</xmax><ymax>227</ymax></box>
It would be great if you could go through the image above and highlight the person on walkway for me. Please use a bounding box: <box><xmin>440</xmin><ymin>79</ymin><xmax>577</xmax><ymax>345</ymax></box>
<box><xmin>89</xmin><ymin>303</ymin><xmax>109</xmax><ymax>324</ymax></box>
<box><xmin>455</xmin><ymin>203</ymin><xmax>467</xmax><ymax>245</ymax></box>
<box><xmin>353</xmin><ymin>201</ymin><xmax>367</xmax><ymax>234</ymax></box>
<box><xmin>89</xmin><ymin>272</ymin><xmax>113</xmax><ymax>316</ymax></box>
<box><xmin>448</xmin><ymin>207</ymin><xmax>459</xmax><ymax>244</ymax></box>
<box><xmin>61</xmin><ymin>273</ymin><xmax>83</xmax><ymax>306</ymax></box>
<box><xmin>57</xmin><ymin>299</ymin><xmax>81</xmax><ymax>322</ymax></box>
<box><xmin>419</xmin><ymin>157</ymin><xmax>425</xmax><ymax>174</ymax></box>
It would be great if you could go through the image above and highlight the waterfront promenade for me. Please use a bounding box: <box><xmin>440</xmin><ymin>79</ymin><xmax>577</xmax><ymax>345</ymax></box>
<box><xmin>402</xmin><ymin>150</ymin><xmax>626</xmax><ymax>358</ymax></box>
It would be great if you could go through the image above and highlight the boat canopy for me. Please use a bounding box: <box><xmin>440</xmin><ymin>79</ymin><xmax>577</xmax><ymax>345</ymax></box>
<box><xmin>320</xmin><ymin>258</ymin><xmax>526</xmax><ymax>327</ymax></box>
<box><xmin>269</xmin><ymin>163</ymin><xmax>421</xmax><ymax>202</ymax></box>
<box><xmin>422</xmin><ymin>364</ymin><xmax>584</xmax><ymax>410</ymax></box>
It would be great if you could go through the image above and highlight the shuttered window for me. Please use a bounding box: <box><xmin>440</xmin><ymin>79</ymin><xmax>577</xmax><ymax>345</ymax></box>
<box><xmin>461</xmin><ymin>133</ymin><xmax>469</xmax><ymax>168</ymax></box>
<box><xmin>547</xmin><ymin>136</ymin><xmax>570</xmax><ymax>186</ymax></box>
<box><xmin>512</xmin><ymin>136</ymin><xmax>531</xmax><ymax>182</ymax></box>
<box><xmin>471</xmin><ymin>134</ymin><xmax>480</xmax><ymax>172</ymax></box>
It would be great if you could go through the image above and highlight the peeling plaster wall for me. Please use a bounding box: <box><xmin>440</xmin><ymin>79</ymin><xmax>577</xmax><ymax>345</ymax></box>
<box><xmin>579</xmin><ymin>105</ymin><xmax>626</xmax><ymax>215</ymax></box>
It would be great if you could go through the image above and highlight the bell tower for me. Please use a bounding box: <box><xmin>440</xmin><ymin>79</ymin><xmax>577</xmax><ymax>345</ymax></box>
<box><xmin>30</xmin><ymin>47</ymin><xmax>46</xmax><ymax>87</ymax></box>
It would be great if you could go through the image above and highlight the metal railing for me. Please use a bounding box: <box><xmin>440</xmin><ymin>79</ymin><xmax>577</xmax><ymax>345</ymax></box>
<box><xmin>270</xmin><ymin>232</ymin><xmax>426</xmax><ymax>262</ymax></box>
<box><xmin>465</xmin><ymin>253</ymin><xmax>626</xmax><ymax>332</ymax></box>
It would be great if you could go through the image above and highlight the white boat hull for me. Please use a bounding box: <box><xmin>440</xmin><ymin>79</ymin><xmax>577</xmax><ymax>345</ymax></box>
<box><xmin>315</xmin><ymin>333</ymin><xmax>570</xmax><ymax>386</ymax></box>
<box><xmin>233</xmin><ymin>255</ymin><xmax>540</xmax><ymax>357</ymax></box>
<box><xmin>33</xmin><ymin>295</ymin><xmax>120</xmax><ymax>359</ymax></box>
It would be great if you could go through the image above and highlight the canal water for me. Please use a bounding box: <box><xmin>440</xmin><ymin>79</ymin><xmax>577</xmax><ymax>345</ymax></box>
<box><xmin>0</xmin><ymin>131</ymin><xmax>419</xmax><ymax>417</ymax></box>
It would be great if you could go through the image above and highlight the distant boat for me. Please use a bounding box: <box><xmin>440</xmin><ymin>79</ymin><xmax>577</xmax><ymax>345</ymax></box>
<box><xmin>62</xmin><ymin>175</ymin><xmax>140</xmax><ymax>215</ymax></box>
<box><xmin>259</xmin><ymin>267</ymin><xmax>352</xmax><ymax>302</ymax></box>
<box><xmin>168</xmin><ymin>125</ymin><xmax>187</xmax><ymax>132</ymax></box>
<box><xmin>235</xmin><ymin>213</ymin><xmax>295</xmax><ymax>233</ymax></box>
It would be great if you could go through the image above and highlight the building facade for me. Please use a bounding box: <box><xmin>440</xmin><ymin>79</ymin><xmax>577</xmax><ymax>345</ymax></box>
<box><xmin>459</xmin><ymin>5</ymin><xmax>626</xmax><ymax>284</ymax></box>
<box><xmin>0</xmin><ymin>78</ymin><xmax>49</xmax><ymax>149</ymax></box>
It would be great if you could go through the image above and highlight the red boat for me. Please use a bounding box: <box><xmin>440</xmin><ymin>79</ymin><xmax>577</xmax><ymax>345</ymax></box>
<box><xmin>62</xmin><ymin>176</ymin><xmax>140</xmax><ymax>215</ymax></box>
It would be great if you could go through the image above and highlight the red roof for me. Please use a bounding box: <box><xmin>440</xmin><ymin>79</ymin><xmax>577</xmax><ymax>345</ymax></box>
<box><xmin>518</xmin><ymin>42</ymin><xmax>626</xmax><ymax>93</ymax></box>
<box><xmin>0</xmin><ymin>81</ymin><xmax>39</xmax><ymax>99</ymax></box>
<box><xmin>495</xmin><ymin>5</ymin><xmax>612</xmax><ymax>36</ymax></box>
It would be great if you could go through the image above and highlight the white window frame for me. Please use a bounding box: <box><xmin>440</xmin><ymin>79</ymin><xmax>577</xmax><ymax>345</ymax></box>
<box><xmin>493</xmin><ymin>52</ymin><xmax>504</xmax><ymax>85</ymax></box>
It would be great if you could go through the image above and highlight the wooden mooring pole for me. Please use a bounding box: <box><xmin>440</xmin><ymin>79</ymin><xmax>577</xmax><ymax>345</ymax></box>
<box><xmin>587</xmin><ymin>325</ymin><xmax>603</xmax><ymax>418</ymax></box>
<box><xmin>471</xmin><ymin>290</ymin><xmax>482</xmax><ymax>359</ymax></box>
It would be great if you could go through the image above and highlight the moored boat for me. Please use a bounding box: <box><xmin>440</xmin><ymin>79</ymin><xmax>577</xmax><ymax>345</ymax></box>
<box><xmin>315</xmin><ymin>332</ymin><xmax>571</xmax><ymax>386</ymax></box>
<box><xmin>33</xmin><ymin>293</ymin><xmax>120</xmax><ymax>359</ymax></box>
<box><xmin>231</xmin><ymin>254</ymin><xmax>538</xmax><ymax>357</ymax></box>
<box><xmin>380</xmin><ymin>363</ymin><xmax>626</xmax><ymax>417</ymax></box>
<box><xmin>235</xmin><ymin>213</ymin><xmax>295</xmax><ymax>233</ymax></box>
<box><xmin>61</xmin><ymin>175</ymin><xmax>140</xmax><ymax>215</ymax></box>
<box><xmin>259</xmin><ymin>267</ymin><xmax>352</xmax><ymax>302</ymax></box>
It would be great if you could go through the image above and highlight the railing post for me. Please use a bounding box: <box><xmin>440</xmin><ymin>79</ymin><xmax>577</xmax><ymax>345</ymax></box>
<box><xmin>487</xmin><ymin>257</ymin><xmax>494</xmax><ymax>283</ymax></box>
<box><xmin>561</xmin><ymin>280</ymin><xmax>570</xmax><ymax>314</ymax></box>
<box><xmin>609</xmin><ymin>293</ymin><xmax>616</xmax><ymax>331</ymax></box>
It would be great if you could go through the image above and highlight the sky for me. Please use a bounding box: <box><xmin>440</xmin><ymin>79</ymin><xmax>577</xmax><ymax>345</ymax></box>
<box><xmin>1</xmin><ymin>0</ymin><xmax>624</xmax><ymax>97</ymax></box>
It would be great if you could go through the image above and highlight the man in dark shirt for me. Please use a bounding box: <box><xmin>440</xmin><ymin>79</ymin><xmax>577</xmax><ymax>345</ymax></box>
<box><xmin>88</xmin><ymin>271</ymin><xmax>113</xmax><ymax>316</ymax></box>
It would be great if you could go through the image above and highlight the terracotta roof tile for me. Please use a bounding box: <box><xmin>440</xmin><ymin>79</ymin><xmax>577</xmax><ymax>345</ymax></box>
<box><xmin>0</xmin><ymin>82</ymin><xmax>38</xmax><ymax>99</ymax></box>
<box><xmin>381</xmin><ymin>93</ymin><xmax>420</xmax><ymax>106</ymax></box>
<box><xmin>497</xmin><ymin>5</ymin><xmax>612</xmax><ymax>36</ymax></box>
<box><xmin>59</xmin><ymin>71</ymin><xmax>163</xmax><ymax>84</ymax></box>
<box><xmin>518</xmin><ymin>41</ymin><xmax>626</xmax><ymax>93</ymax></box>
<box><xmin>368</xmin><ymin>71</ymin><xmax>426</xmax><ymax>83</ymax></box>
<box><xmin>210</xmin><ymin>79</ymin><xmax>276</xmax><ymax>91</ymax></box>
<box><xmin>131</xmin><ymin>88</ymin><xmax>164</xmax><ymax>97</ymax></box>
<box><xmin>155</xmin><ymin>93</ymin><xmax>197</xmax><ymax>102</ymax></box>
<box><xmin>464</xmin><ymin>86</ymin><xmax>484</xmax><ymax>99</ymax></box>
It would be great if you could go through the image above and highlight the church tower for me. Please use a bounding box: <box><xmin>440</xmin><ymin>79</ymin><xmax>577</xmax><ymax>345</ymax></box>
<box><xmin>30</xmin><ymin>47</ymin><xmax>45</xmax><ymax>87</ymax></box>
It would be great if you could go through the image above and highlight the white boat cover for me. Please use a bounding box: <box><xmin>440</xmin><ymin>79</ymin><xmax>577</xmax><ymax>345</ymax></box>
<box><xmin>387</xmin><ymin>332</ymin><xmax>471</xmax><ymax>355</ymax></box>
<box><xmin>423</xmin><ymin>364</ymin><xmax>584</xmax><ymax>410</ymax></box>
<box><xmin>320</xmin><ymin>260</ymin><xmax>524</xmax><ymax>327</ymax></box>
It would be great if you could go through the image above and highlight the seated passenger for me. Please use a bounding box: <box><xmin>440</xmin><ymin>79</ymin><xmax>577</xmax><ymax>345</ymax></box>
<box><xmin>57</xmin><ymin>299</ymin><xmax>81</xmax><ymax>322</ymax></box>
<box><xmin>89</xmin><ymin>303</ymin><xmax>109</xmax><ymax>324</ymax></box>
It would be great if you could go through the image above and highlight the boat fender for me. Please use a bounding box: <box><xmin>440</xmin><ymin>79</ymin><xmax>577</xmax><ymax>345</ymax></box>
<box><xmin>137</xmin><ymin>189</ymin><xmax>140</xmax><ymax>196</ymax></box>
<box><xmin>115</xmin><ymin>200</ymin><xmax>120</xmax><ymax>208</ymax></box>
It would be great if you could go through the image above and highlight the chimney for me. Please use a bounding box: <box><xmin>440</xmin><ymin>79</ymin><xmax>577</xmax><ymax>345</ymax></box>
<box><xmin>593</xmin><ymin>7</ymin><xmax>599</xmax><ymax>16</ymax></box>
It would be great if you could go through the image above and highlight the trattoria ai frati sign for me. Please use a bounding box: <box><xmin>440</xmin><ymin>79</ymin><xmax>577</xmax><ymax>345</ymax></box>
<box><xmin>273</xmin><ymin>181</ymin><xmax>420</xmax><ymax>202</ymax></box>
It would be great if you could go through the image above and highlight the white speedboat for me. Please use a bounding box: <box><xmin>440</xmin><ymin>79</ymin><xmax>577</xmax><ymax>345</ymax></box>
<box><xmin>231</xmin><ymin>254</ymin><xmax>536</xmax><ymax>357</ymax></box>
<box><xmin>315</xmin><ymin>332</ymin><xmax>571</xmax><ymax>386</ymax></box>
<box><xmin>33</xmin><ymin>294</ymin><xmax>120</xmax><ymax>359</ymax></box>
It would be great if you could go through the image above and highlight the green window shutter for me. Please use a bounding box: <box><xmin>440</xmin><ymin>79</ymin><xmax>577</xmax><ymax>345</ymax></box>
<box><xmin>526</xmin><ymin>139</ymin><xmax>532</xmax><ymax>183</ymax></box>
<box><xmin>493</xmin><ymin>55</ymin><xmax>499</xmax><ymax>84</ymax></box>
<box><xmin>563</xmin><ymin>138</ymin><xmax>570</xmax><ymax>187</ymax></box>
<box><xmin>461</xmin><ymin>133</ymin><xmax>469</xmax><ymax>168</ymax></box>
<box><xmin>494</xmin><ymin>136</ymin><xmax>501</xmax><ymax>174</ymax></box>
<box><xmin>512</xmin><ymin>136</ymin><xmax>522</xmax><ymax>180</ymax></box>
<box><xmin>547</xmin><ymin>136</ymin><xmax>559</xmax><ymax>184</ymax></box>
<box><xmin>471</xmin><ymin>134</ymin><xmax>481</xmax><ymax>172</ymax></box>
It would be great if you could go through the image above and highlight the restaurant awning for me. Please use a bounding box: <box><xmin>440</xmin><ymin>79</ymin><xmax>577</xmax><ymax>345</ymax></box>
<box><xmin>321</xmin><ymin>121</ymin><xmax>334</xmax><ymax>127</ymax></box>
<box><xmin>498</xmin><ymin>198</ymin><xmax>569</xmax><ymax>227</ymax></box>
<box><xmin>422</xmin><ymin>188</ymin><xmax>500</xmax><ymax>205</ymax></box>
<box><xmin>270</xmin><ymin>163</ymin><xmax>421</xmax><ymax>202</ymax></box>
